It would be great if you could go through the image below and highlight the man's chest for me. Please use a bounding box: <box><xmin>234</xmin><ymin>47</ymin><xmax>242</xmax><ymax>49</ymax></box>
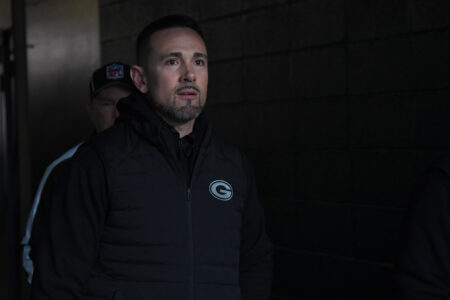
<box><xmin>103</xmin><ymin>148</ymin><xmax>247</xmax><ymax>243</ymax></box>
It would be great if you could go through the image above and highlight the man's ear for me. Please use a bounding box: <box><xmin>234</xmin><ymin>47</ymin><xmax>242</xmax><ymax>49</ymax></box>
<box><xmin>130</xmin><ymin>65</ymin><xmax>148</xmax><ymax>93</ymax></box>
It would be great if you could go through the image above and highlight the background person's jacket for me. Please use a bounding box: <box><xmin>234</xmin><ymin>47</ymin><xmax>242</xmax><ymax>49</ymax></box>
<box><xmin>31</xmin><ymin>92</ymin><xmax>273</xmax><ymax>300</ymax></box>
<box><xmin>23</xmin><ymin>143</ymin><xmax>82</xmax><ymax>284</ymax></box>
<box><xmin>395</xmin><ymin>158</ymin><xmax>450</xmax><ymax>299</ymax></box>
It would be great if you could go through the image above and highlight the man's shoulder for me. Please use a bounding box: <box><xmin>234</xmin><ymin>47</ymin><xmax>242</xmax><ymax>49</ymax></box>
<box><xmin>83</xmin><ymin>122</ymin><xmax>138</xmax><ymax>162</ymax></box>
<box><xmin>46</xmin><ymin>143</ymin><xmax>82</xmax><ymax>169</ymax></box>
<box><xmin>433</xmin><ymin>157</ymin><xmax>450</xmax><ymax>178</ymax></box>
<box><xmin>417</xmin><ymin>157</ymin><xmax>450</xmax><ymax>195</ymax></box>
<box><xmin>39</xmin><ymin>143</ymin><xmax>83</xmax><ymax>183</ymax></box>
<box><xmin>411</xmin><ymin>158</ymin><xmax>450</xmax><ymax>214</ymax></box>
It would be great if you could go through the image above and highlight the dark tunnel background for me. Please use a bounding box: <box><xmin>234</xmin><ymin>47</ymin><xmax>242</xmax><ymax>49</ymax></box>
<box><xmin>0</xmin><ymin>0</ymin><xmax>449</xmax><ymax>299</ymax></box>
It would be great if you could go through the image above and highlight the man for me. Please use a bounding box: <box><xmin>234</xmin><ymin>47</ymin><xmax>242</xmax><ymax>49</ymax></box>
<box><xmin>87</xmin><ymin>62</ymin><xmax>133</xmax><ymax>132</ymax></box>
<box><xmin>395</xmin><ymin>158</ymin><xmax>450</xmax><ymax>299</ymax></box>
<box><xmin>31</xmin><ymin>15</ymin><xmax>273</xmax><ymax>300</ymax></box>
<box><xmin>22</xmin><ymin>62</ymin><xmax>134</xmax><ymax>284</ymax></box>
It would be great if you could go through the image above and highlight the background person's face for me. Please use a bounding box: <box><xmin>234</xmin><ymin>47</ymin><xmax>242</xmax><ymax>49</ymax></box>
<box><xmin>88</xmin><ymin>86</ymin><xmax>131</xmax><ymax>133</ymax></box>
<box><xmin>145</xmin><ymin>27</ymin><xmax>208</xmax><ymax>125</ymax></box>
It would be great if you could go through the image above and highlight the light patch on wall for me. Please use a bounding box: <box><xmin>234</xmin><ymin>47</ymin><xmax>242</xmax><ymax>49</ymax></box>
<box><xmin>0</xmin><ymin>0</ymin><xmax>11</xmax><ymax>29</ymax></box>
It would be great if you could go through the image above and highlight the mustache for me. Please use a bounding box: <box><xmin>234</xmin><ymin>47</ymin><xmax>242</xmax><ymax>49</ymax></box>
<box><xmin>175</xmin><ymin>85</ymin><xmax>200</xmax><ymax>94</ymax></box>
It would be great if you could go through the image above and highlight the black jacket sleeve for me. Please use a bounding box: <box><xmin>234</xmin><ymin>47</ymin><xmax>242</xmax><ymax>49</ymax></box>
<box><xmin>31</xmin><ymin>144</ymin><xmax>109</xmax><ymax>300</ymax></box>
<box><xmin>239</xmin><ymin>156</ymin><xmax>273</xmax><ymax>300</ymax></box>
<box><xmin>30</xmin><ymin>159</ymin><xmax>72</xmax><ymax>263</ymax></box>
<box><xmin>395</xmin><ymin>169</ymin><xmax>450</xmax><ymax>299</ymax></box>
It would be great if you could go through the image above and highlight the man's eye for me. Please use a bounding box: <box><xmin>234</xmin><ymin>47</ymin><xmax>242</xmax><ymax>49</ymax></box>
<box><xmin>195</xmin><ymin>59</ymin><xmax>206</xmax><ymax>66</ymax></box>
<box><xmin>166</xmin><ymin>59</ymin><xmax>178</xmax><ymax>65</ymax></box>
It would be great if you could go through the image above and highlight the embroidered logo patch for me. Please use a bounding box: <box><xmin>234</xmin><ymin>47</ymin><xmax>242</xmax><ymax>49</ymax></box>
<box><xmin>106</xmin><ymin>64</ymin><xmax>124</xmax><ymax>80</ymax></box>
<box><xmin>209</xmin><ymin>180</ymin><xmax>233</xmax><ymax>201</ymax></box>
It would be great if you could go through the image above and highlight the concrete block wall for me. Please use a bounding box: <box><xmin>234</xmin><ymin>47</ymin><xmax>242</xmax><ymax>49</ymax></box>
<box><xmin>99</xmin><ymin>0</ymin><xmax>450</xmax><ymax>298</ymax></box>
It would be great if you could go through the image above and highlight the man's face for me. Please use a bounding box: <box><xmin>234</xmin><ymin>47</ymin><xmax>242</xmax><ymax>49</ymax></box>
<box><xmin>144</xmin><ymin>27</ymin><xmax>208</xmax><ymax>125</ymax></box>
<box><xmin>87</xmin><ymin>86</ymin><xmax>131</xmax><ymax>133</ymax></box>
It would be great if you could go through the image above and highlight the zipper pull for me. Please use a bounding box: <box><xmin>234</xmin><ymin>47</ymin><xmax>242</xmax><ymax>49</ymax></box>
<box><xmin>187</xmin><ymin>188</ymin><xmax>192</xmax><ymax>202</ymax></box>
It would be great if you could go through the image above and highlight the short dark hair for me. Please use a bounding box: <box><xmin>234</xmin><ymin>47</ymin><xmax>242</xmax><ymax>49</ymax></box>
<box><xmin>136</xmin><ymin>15</ymin><xmax>204</xmax><ymax>66</ymax></box>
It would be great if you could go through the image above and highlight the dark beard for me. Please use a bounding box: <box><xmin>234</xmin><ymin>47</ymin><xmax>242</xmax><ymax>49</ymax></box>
<box><xmin>152</xmin><ymin>98</ymin><xmax>204</xmax><ymax>125</ymax></box>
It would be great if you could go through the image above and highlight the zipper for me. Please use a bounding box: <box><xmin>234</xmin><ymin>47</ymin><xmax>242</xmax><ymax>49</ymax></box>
<box><xmin>186</xmin><ymin>188</ymin><xmax>194</xmax><ymax>300</ymax></box>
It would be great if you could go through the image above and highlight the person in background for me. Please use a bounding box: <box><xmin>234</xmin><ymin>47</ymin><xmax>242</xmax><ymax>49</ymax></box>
<box><xmin>21</xmin><ymin>62</ymin><xmax>134</xmax><ymax>284</ymax></box>
<box><xmin>395</xmin><ymin>158</ymin><xmax>450</xmax><ymax>299</ymax></box>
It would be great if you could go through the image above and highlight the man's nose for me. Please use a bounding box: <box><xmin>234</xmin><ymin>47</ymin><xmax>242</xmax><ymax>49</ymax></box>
<box><xmin>181</xmin><ymin>63</ymin><xmax>195</xmax><ymax>82</ymax></box>
<box><xmin>114</xmin><ymin>106</ymin><xmax>120</xmax><ymax>119</ymax></box>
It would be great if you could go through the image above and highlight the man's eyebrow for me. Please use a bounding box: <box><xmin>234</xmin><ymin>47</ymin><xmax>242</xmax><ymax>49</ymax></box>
<box><xmin>95</xmin><ymin>96</ymin><xmax>114</xmax><ymax>103</ymax></box>
<box><xmin>194</xmin><ymin>52</ymin><xmax>208</xmax><ymax>60</ymax></box>
<box><xmin>159</xmin><ymin>52</ymin><xmax>183</xmax><ymax>61</ymax></box>
<box><xmin>159</xmin><ymin>52</ymin><xmax>208</xmax><ymax>61</ymax></box>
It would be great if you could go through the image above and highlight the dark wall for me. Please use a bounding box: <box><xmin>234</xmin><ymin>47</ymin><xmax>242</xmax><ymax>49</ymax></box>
<box><xmin>27</xmin><ymin>0</ymin><xmax>100</xmax><ymax>191</ymax></box>
<box><xmin>0</xmin><ymin>0</ymin><xmax>12</xmax><ymax>295</ymax></box>
<box><xmin>100</xmin><ymin>0</ymin><xmax>450</xmax><ymax>299</ymax></box>
<box><xmin>18</xmin><ymin>0</ymin><xmax>100</xmax><ymax>298</ymax></box>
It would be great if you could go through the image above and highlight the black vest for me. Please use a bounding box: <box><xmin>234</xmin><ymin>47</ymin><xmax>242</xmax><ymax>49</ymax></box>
<box><xmin>83</xmin><ymin>94</ymin><xmax>250</xmax><ymax>300</ymax></box>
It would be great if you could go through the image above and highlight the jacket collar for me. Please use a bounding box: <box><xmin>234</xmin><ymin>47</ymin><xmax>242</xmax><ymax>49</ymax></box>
<box><xmin>116</xmin><ymin>92</ymin><xmax>212</xmax><ymax>164</ymax></box>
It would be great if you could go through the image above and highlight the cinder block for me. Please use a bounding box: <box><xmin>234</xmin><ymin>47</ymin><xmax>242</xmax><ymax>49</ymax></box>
<box><xmin>261</xmin><ymin>198</ymin><xmax>298</xmax><ymax>247</ymax></box>
<box><xmin>198</xmin><ymin>0</ymin><xmax>241</xmax><ymax>20</ymax></box>
<box><xmin>413</xmin><ymin>91</ymin><xmax>450</xmax><ymax>148</ymax></box>
<box><xmin>344</xmin><ymin>260</ymin><xmax>394</xmax><ymax>299</ymax></box>
<box><xmin>156</xmin><ymin>0</ymin><xmax>201</xmax><ymax>19</ymax></box>
<box><xmin>347</xmin><ymin>0</ymin><xmax>410</xmax><ymax>41</ymax></box>
<box><xmin>351</xmin><ymin>150</ymin><xmax>424</xmax><ymax>207</ymax></box>
<box><xmin>291</xmin><ymin>45</ymin><xmax>346</xmax><ymax>98</ymax></box>
<box><xmin>242</xmin><ymin>0</ymin><xmax>287</xmax><ymax>10</ymax></box>
<box><xmin>240</xmin><ymin>101</ymin><xmax>297</xmax><ymax>150</ymax></box>
<box><xmin>273</xmin><ymin>250</ymin><xmax>350</xmax><ymax>298</ymax></box>
<box><xmin>202</xmin><ymin>16</ymin><xmax>243</xmax><ymax>61</ymax></box>
<box><xmin>348</xmin><ymin>29</ymin><xmax>450</xmax><ymax>94</ymax></box>
<box><xmin>349</xmin><ymin>83</ymin><xmax>450</xmax><ymax>150</ymax></box>
<box><xmin>246</xmin><ymin>150</ymin><xmax>297</xmax><ymax>202</ymax></box>
<box><xmin>291</xmin><ymin>0</ymin><xmax>345</xmax><ymax>49</ymax></box>
<box><xmin>207</xmin><ymin>61</ymin><xmax>243</xmax><ymax>105</ymax></box>
<box><xmin>100</xmin><ymin>1</ymin><xmax>201</xmax><ymax>42</ymax></box>
<box><xmin>101</xmin><ymin>37</ymin><xmax>137</xmax><ymax>66</ymax></box>
<box><xmin>352</xmin><ymin>206</ymin><xmax>406</xmax><ymax>263</ymax></box>
<box><xmin>423</xmin><ymin>150</ymin><xmax>450</xmax><ymax>172</ymax></box>
<box><xmin>273</xmin><ymin>248</ymin><xmax>394</xmax><ymax>299</ymax></box>
<box><xmin>272</xmin><ymin>250</ymin><xmax>340</xmax><ymax>298</ymax></box>
<box><xmin>100</xmin><ymin>1</ymin><xmax>155</xmax><ymax>42</ymax></box>
<box><xmin>292</xmin><ymin>97</ymin><xmax>348</xmax><ymax>149</ymax></box>
<box><xmin>348</xmin><ymin>37</ymin><xmax>413</xmax><ymax>94</ymax></box>
<box><xmin>99</xmin><ymin>0</ymin><xmax>117</xmax><ymax>7</ymax></box>
<box><xmin>242</xmin><ymin>54</ymin><xmax>291</xmax><ymax>102</ymax></box>
<box><xmin>348</xmin><ymin>94</ymin><xmax>416</xmax><ymax>148</ymax></box>
<box><xmin>411</xmin><ymin>0</ymin><xmax>450</xmax><ymax>31</ymax></box>
<box><xmin>410</xmin><ymin>29</ymin><xmax>450</xmax><ymax>90</ymax></box>
<box><xmin>295</xmin><ymin>202</ymin><xmax>353</xmax><ymax>256</ymax></box>
<box><xmin>204</xmin><ymin>104</ymin><xmax>247</xmax><ymax>147</ymax></box>
<box><xmin>243</xmin><ymin>5</ymin><xmax>290</xmax><ymax>56</ymax></box>
<box><xmin>297</xmin><ymin>150</ymin><xmax>351</xmax><ymax>203</ymax></box>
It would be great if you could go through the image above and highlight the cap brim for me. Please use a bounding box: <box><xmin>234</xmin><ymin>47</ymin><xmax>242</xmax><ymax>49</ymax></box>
<box><xmin>91</xmin><ymin>81</ymin><xmax>134</xmax><ymax>99</ymax></box>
